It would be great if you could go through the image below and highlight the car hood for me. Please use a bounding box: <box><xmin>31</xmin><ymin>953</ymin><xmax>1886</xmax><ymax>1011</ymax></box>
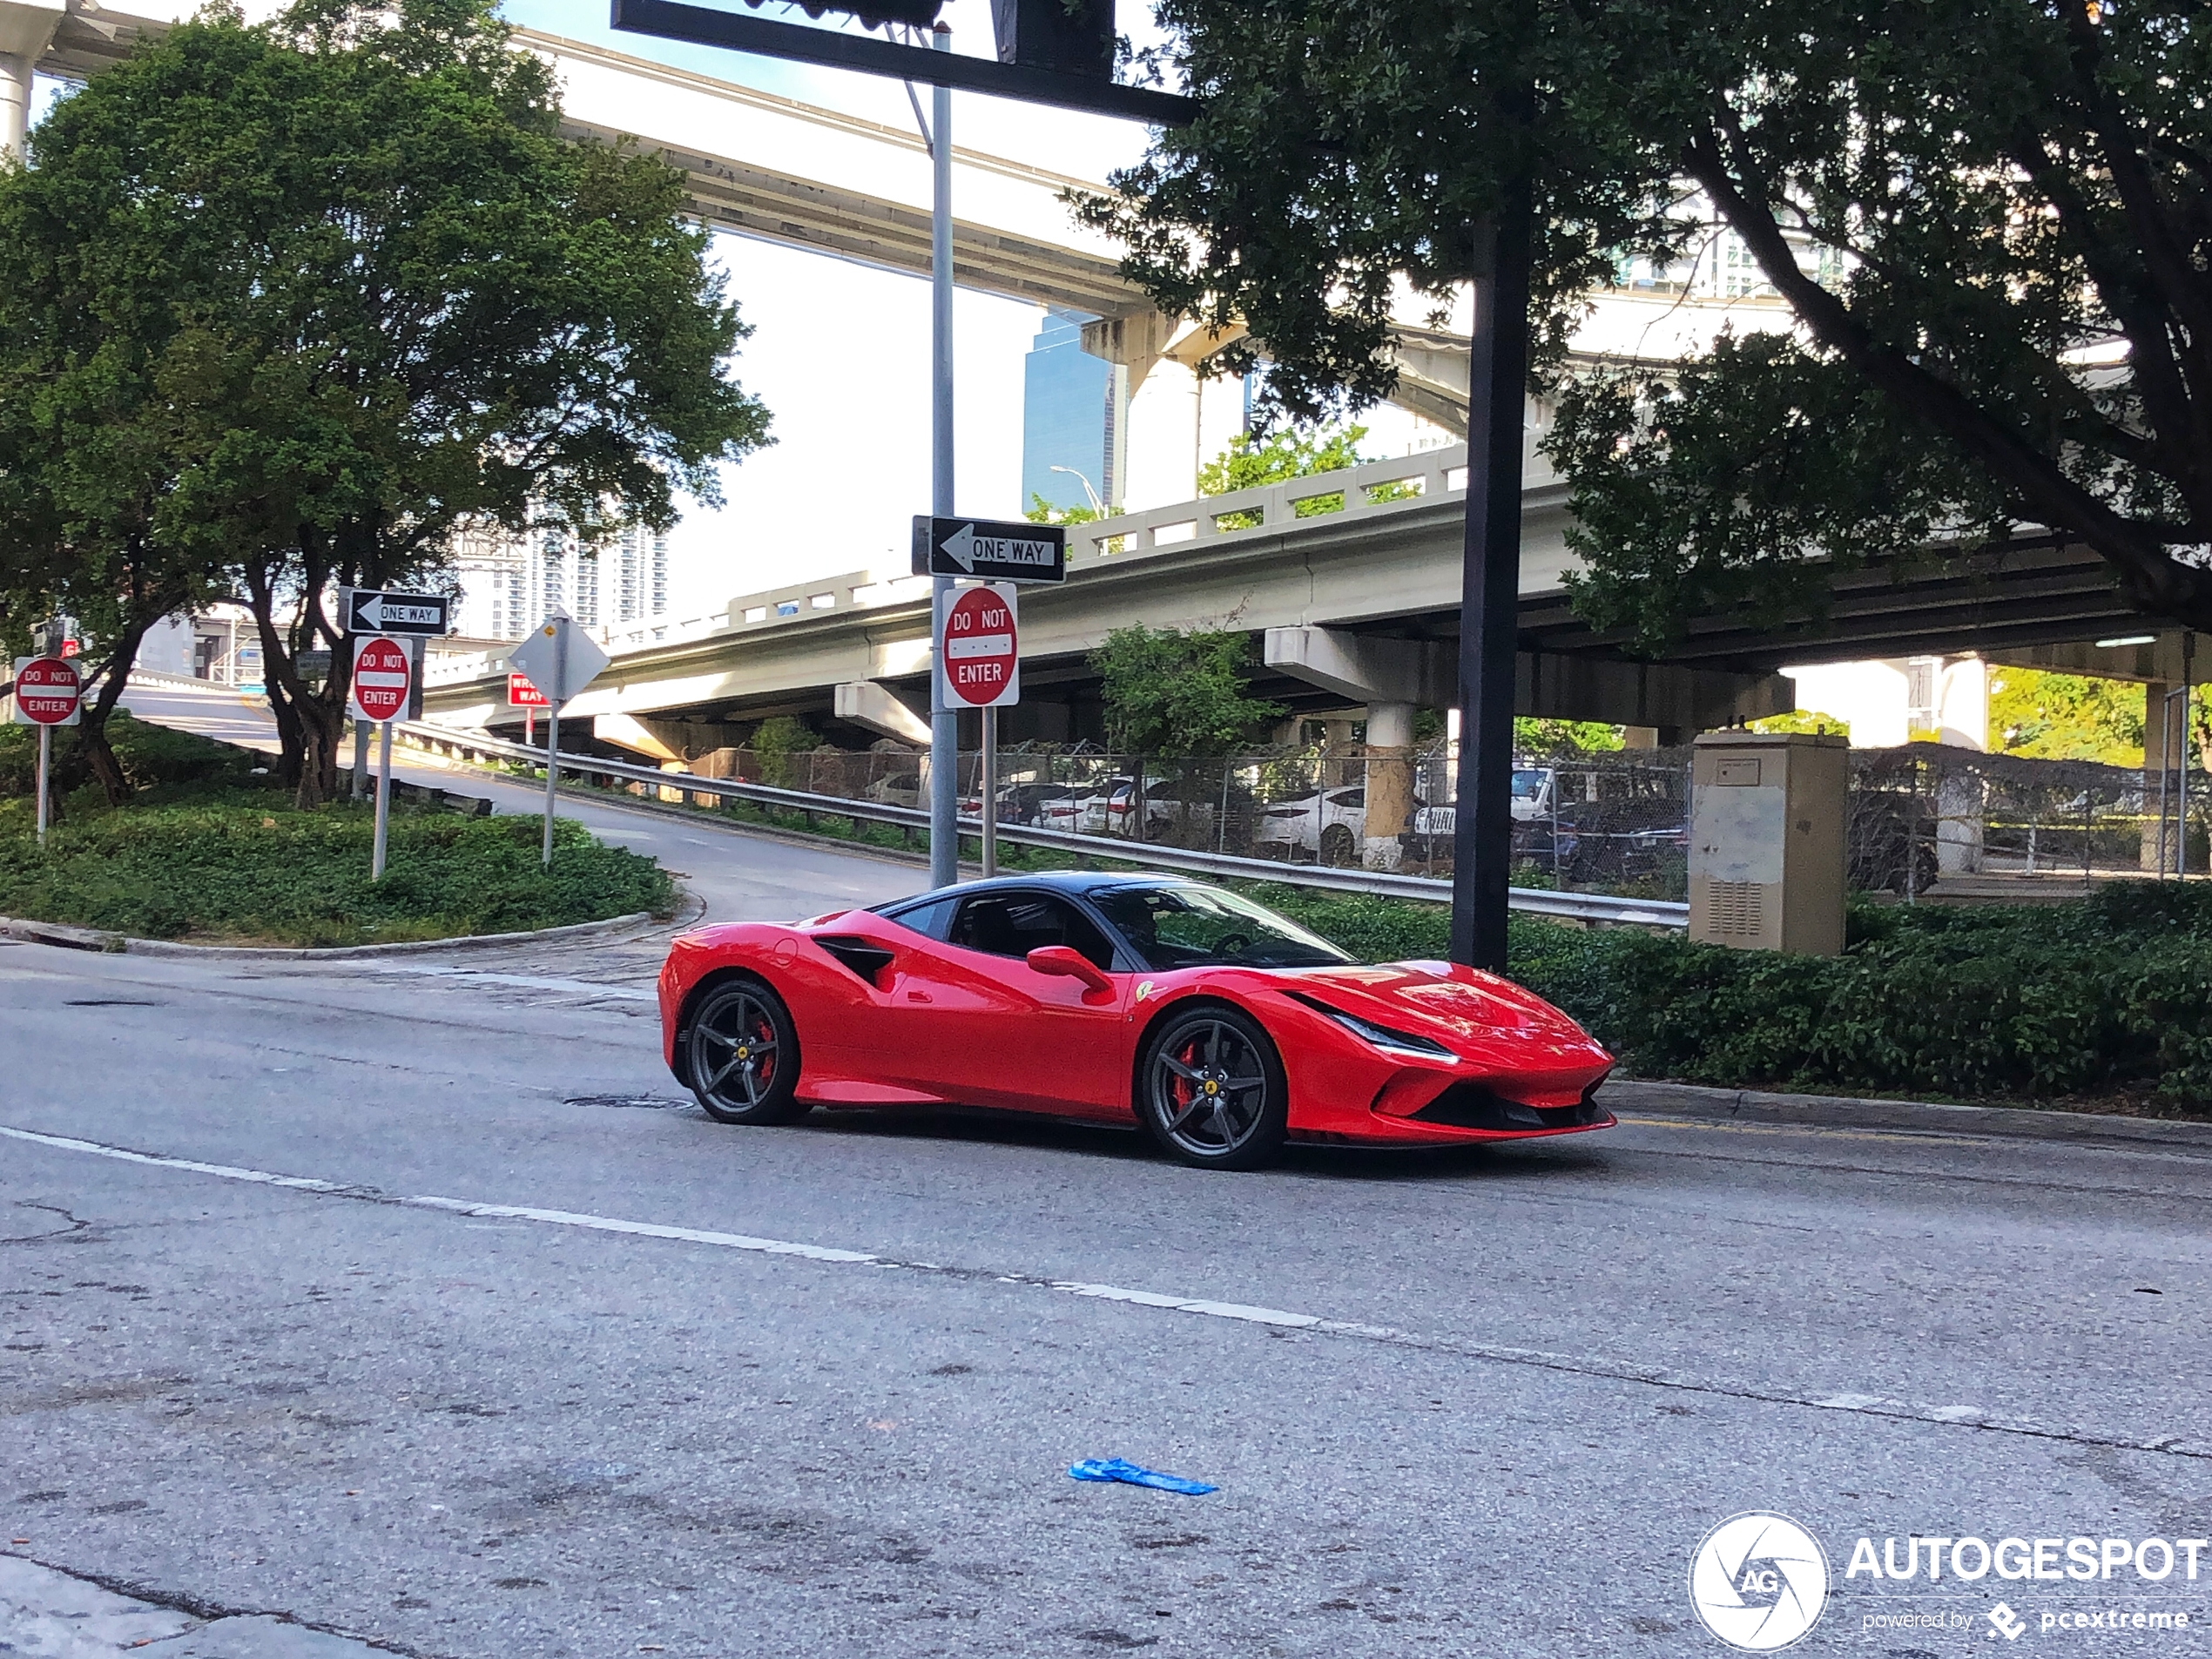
<box><xmin>1277</xmin><ymin>960</ymin><xmax>1593</xmax><ymax>1045</ymax></box>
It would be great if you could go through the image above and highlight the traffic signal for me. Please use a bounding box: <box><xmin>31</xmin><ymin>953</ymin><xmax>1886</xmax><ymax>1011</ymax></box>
<box><xmin>739</xmin><ymin>0</ymin><xmax>945</xmax><ymax>29</ymax></box>
<box><xmin>991</xmin><ymin>0</ymin><xmax>1114</xmax><ymax>79</ymax></box>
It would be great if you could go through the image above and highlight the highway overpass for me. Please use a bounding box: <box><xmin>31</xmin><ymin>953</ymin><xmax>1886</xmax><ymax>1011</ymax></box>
<box><xmin>418</xmin><ymin>437</ymin><xmax>2156</xmax><ymax>765</ymax></box>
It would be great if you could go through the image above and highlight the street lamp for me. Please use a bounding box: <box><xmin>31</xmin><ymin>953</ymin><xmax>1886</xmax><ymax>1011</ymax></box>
<box><xmin>1049</xmin><ymin>464</ymin><xmax>1104</xmax><ymax>515</ymax></box>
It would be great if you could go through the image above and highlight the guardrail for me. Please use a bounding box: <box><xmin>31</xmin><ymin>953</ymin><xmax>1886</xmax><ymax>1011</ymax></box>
<box><xmin>395</xmin><ymin>720</ymin><xmax>1690</xmax><ymax>930</ymax></box>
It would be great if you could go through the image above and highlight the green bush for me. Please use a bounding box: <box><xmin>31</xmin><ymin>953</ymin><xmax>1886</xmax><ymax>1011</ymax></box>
<box><xmin>1255</xmin><ymin>880</ymin><xmax>2212</xmax><ymax>1111</ymax></box>
<box><xmin>0</xmin><ymin>718</ymin><xmax>674</xmax><ymax>947</ymax></box>
<box><xmin>0</xmin><ymin>709</ymin><xmax>257</xmax><ymax>798</ymax></box>
<box><xmin>0</xmin><ymin>794</ymin><xmax>672</xmax><ymax>946</ymax></box>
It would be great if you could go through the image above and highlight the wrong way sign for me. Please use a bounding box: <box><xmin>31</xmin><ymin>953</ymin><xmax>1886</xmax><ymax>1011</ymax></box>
<box><xmin>350</xmin><ymin>636</ymin><xmax>412</xmax><ymax>723</ymax></box>
<box><xmin>10</xmin><ymin>657</ymin><xmax>81</xmax><ymax>726</ymax></box>
<box><xmin>940</xmin><ymin>583</ymin><xmax>1019</xmax><ymax>709</ymax></box>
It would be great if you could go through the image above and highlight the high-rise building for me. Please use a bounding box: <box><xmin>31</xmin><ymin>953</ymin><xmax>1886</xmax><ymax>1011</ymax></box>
<box><xmin>450</xmin><ymin>517</ymin><xmax>671</xmax><ymax>642</ymax></box>
<box><xmin>1021</xmin><ymin>312</ymin><xmax>1127</xmax><ymax>517</ymax></box>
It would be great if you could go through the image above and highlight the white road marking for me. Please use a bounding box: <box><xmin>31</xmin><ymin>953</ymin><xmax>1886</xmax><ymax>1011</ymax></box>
<box><xmin>3</xmin><ymin>1121</ymin><xmax>2203</xmax><ymax>1461</ymax></box>
<box><xmin>343</xmin><ymin>964</ymin><xmax>655</xmax><ymax>1002</ymax></box>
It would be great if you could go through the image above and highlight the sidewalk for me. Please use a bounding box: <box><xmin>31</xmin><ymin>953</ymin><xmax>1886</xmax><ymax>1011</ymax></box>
<box><xmin>1602</xmin><ymin>1077</ymin><xmax>2212</xmax><ymax>1154</ymax></box>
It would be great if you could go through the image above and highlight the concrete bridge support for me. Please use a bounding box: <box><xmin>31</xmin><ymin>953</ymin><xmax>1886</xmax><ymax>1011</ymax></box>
<box><xmin>833</xmin><ymin>681</ymin><xmax>931</xmax><ymax>747</ymax></box>
<box><xmin>1264</xmin><ymin>624</ymin><xmax>1793</xmax><ymax>868</ymax></box>
<box><xmin>0</xmin><ymin>0</ymin><xmax>64</xmax><ymax>160</ymax></box>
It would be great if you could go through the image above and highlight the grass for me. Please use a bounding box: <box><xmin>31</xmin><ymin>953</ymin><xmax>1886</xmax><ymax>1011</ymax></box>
<box><xmin>0</xmin><ymin>713</ymin><xmax>674</xmax><ymax>948</ymax></box>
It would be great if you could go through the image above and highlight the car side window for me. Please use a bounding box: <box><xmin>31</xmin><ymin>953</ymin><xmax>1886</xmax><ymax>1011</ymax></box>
<box><xmin>882</xmin><ymin>895</ymin><xmax>956</xmax><ymax>941</ymax></box>
<box><xmin>949</xmin><ymin>894</ymin><xmax>1116</xmax><ymax>970</ymax></box>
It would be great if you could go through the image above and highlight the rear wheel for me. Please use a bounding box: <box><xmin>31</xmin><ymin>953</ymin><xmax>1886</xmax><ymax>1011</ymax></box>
<box><xmin>1320</xmin><ymin>823</ymin><xmax>1357</xmax><ymax>865</ymax></box>
<box><xmin>1137</xmin><ymin>1006</ymin><xmax>1288</xmax><ymax>1170</ymax></box>
<box><xmin>685</xmin><ymin>979</ymin><xmax>807</xmax><ymax>1125</ymax></box>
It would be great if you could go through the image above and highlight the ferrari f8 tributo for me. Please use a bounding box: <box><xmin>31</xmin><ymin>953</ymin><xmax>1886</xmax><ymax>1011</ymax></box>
<box><xmin>658</xmin><ymin>872</ymin><xmax>1614</xmax><ymax>1170</ymax></box>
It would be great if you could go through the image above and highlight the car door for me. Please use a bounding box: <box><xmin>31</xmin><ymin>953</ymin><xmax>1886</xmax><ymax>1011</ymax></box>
<box><xmin>890</xmin><ymin>890</ymin><xmax>1133</xmax><ymax>1116</ymax></box>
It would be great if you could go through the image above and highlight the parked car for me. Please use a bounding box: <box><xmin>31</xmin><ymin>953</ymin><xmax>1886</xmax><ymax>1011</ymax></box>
<box><xmin>1410</xmin><ymin>768</ymin><xmax>1555</xmax><ymax>837</ymax></box>
<box><xmin>862</xmin><ymin>772</ymin><xmax>924</xmax><ymax>809</ymax></box>
<box><xmin>959</xmin><ymin>783</ymin><xmax>1086</xmax><ymax>826</ymax></box>
<box><xmin>1101</xmin><ymin>777</ymin><xmax>1217</xmax><ymax>840</ymax></box>
<box><xmin>1257</xmin><ymin>787</ymin><xmax>1366</xmax><ymax>863</ymax></box>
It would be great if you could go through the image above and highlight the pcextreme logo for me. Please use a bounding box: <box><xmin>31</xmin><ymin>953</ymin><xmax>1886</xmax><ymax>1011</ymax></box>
<box><xmin>1689</xmin><ymin>1512</ymin><xmax>1832</xmax><ymax>1651</ymax></box>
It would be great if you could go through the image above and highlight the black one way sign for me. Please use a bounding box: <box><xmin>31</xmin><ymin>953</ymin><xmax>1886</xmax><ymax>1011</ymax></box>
<box><xmin>911</xmin><ymin>516</ymin><xmax>1066</xmax><ymax>585</ymax></box>
<box><xmin>341</xmin><ymin>588</ymin><xmax>450</xmax><ymax>637</ymax></box>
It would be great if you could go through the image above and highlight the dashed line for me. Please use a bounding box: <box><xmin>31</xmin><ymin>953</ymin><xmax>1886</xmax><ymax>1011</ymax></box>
<box><xmin>4</xmin><ymin>1121</ymin><xmax>2203</xmax><ymax>1460</ymax></box>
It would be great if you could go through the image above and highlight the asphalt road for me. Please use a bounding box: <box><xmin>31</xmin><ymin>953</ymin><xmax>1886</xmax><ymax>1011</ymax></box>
<box><xmin>2</xmin><ymin>683</ymin><xmax>2207</xmax><ymax>1656</ymax></box>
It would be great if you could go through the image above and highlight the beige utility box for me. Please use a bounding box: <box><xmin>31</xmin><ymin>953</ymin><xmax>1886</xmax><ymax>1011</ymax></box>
<box><xmin>1689</xmin><ymin>732</ymin><xmax>1848</xmax><ymax>954</ymax></box>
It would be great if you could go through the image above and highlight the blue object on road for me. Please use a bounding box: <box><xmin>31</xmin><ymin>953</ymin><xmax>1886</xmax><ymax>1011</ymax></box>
<box><xmin>1068</xmin><ymin>1458</ymin><xmax>1216</xmax><ymax>1495</ymax></box>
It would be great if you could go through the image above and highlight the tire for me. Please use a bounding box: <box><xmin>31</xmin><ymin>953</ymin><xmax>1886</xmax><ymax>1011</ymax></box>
<box><xmin>1136</xmin><ymin>1005</ymin><xmax>1289</xmax><ymax>1170</ymax></box>
<box><xmin>684</xmin><ymin>978</ymin><xmax>808</xmax><ymax>1125</ymax></box>
<box><xmin>1319</xmin><ymin>823</ymin><xmax>1357</xmax><ymax>865</ymax></box>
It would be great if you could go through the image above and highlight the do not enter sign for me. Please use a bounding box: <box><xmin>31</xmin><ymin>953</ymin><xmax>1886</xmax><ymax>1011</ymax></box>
<box><xmin>10</xmin><ymin>657</ymin><xmax>81</xmax><ymax>726</ymax></box>
<box><xmin>940</xmin><ymin>583</ymin><xmax>1019</xmax><ymax>709</ymax></box>
<box><xmin>350</xmin><ymin>636</ymin><xmax>413</xmax><ymax>723</ymax></box>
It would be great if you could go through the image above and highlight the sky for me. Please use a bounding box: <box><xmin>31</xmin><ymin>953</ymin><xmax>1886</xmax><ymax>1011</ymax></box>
<box><xmin>26</xmin><ymin>0</ymin><xmax>1168</xmax><ymax>623</ymax></box>
<box><xmin>493</xmin><ymin>0</ymin><xmax>1169</xmax><ymax>621</ymax></box>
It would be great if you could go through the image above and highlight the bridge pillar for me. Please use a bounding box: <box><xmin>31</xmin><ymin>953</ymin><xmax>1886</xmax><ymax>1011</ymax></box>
<box><xmin>0</xmin><ymin>1</ymin><xmax>61</xmax><ymax>161</ymax></box>
<box><xmin>1363</xmin><ymin>701</ymin><xmax>1415</xmax><ymax>872</ymax></box>
<box><xmin>1264</xmin><ymin>628</ymin><xmax>1453</xmax><ymax>872</ymax></box>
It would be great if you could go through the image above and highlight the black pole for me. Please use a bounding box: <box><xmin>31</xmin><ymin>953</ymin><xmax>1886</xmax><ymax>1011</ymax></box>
<box><xmin>1449</xmin><ymin>176</ymin><xmax>1534</xmax><ymax>971</ymax></box>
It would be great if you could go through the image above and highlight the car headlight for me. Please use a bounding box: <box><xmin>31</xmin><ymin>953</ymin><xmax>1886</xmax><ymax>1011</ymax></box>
<box><xmin>1291</xmin><ymin>995</ymin><xmax>1455</xmax><ymax>1060</ymax></box>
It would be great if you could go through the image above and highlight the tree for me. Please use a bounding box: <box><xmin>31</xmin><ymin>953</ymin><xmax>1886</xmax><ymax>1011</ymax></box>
<box><xmin>1089</xmin><ymin>624</ymin><xmax>1285</xmax><ymax>754</ymax></box>
<box><xmin>1085</xmin><ymin>1</ymin><xmax>2212</xmax><ymax>646</ymax></box>
<box><xmin>1197</xmin><ymin>421</ymin><xmax>1412</xmax><ymax>528</ymax></box>
<box><xmin>2</xmin><ymin>0</ymin><xmax>771</xmax><ymax>804</ymax></box>
<box><xmin>1023</xmin><ymin>493</ymin><xmax>1104</xmax><ymax>526</ymax></box>
<box><xmin>1988</xmin><ymin>668</ymin><xmax>2143</xmax><ymax>764</ymax></box>
<box><xmin>1514</xmin><ymin>718</ymin><xmax>1624</xmax><ymax>755</ymax></box>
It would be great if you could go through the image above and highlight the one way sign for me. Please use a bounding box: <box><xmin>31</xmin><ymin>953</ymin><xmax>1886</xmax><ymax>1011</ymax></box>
<box><xmin>911</xmin><ymin>516</ymin><xmax>1066</xmax><ymax>585</ymax></box>
<box><xmin>341</xmin><ymin>588</ymin><xmax>450</xmax><ymax>637</ymax></box>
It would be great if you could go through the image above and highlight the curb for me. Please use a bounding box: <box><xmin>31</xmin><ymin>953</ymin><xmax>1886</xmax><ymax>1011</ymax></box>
<box><xmin>1600</xmin><ymin>1077</ymin><xmax>2212</xmax><ymax>1153</ymax></box>
<box><xmin>0</xmin><ymin>911</ymin><xmax>658</xmax><ymax>961</ymax></box>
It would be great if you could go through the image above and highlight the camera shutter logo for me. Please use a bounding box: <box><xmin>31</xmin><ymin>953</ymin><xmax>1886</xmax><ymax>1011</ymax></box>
<box><xmin>1689</xmin><ymin>1512</ymin><xmax>1830</xmax><ymax>1651</ymax></box>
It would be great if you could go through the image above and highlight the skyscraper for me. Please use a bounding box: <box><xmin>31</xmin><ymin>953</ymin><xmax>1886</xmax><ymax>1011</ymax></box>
<box><xmin>1021</xmin><ymin>312</ymin><xmax>1126</xmax><ymax>517</ymax></box>
<box><xmin>450</xmin><ymin>517</ymin><xmax>671</xmax><ymax>642</ymax></box>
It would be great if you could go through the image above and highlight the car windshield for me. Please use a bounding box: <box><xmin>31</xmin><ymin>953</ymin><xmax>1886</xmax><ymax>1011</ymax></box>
<box><xmin>1091</xmin><ymin>883</ymin><xmax>1353</xmax><ymax>970</ymax></box>
<box><xmin>1512</xmin><ymin>770</ymin><xmax>1547</xmax><ymax>798</ymax></box>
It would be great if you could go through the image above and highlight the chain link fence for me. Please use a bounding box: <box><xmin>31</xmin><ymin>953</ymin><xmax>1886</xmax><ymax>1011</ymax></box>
<box><xmin>644</xmin><ymin>735</ymin><xmax>2212</xmax><ymax>903</ymax></box>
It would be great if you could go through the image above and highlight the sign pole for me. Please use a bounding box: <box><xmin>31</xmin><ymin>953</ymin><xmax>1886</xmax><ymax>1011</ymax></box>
<box><xmin>927</xmin><ymin>22</ymin><xmax>959</xmax><ymax>889</ymax></box>
<box><xmin>981</xmin><ymin>705</ymin><xmax>997</xmax><ymax>877</ymax></box>
<box><xmin>35</xmin><ymin>723</ymin><xmax>50</xmax><ymax>846</ymax></box>
<box><xmin>372</xmin><ymin>718</ymin><xmax>394</xmax><ymax>880</ymax></box>
<box><xmin>525</xmin><ymin>705</ymin><xmax>535</xmax><ymax>747</ymax></box>
<box><xmin>543</xmin><ymin>698</ymin><xmax>561</xmax><ymax>867</ymax></box>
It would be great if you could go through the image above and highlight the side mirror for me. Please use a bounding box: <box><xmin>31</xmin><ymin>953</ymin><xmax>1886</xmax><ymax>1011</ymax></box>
<box><xmin>1025</xmin><ymin>945</ymin><xmax>1113</xmax><ymax>995</ymax></box>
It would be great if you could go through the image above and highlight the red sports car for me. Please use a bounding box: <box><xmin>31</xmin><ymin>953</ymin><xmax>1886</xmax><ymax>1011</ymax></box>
<box><xmin>657</xmin><ymin>873</ymin><xmax>1615</xmax><ymax>1170</ymax></box>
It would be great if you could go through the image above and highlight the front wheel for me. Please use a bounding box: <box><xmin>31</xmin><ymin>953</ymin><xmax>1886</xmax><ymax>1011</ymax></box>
<box><xmin>1137</xmin><ymin>1006</ymin><xmax>1288</xmax><ymax>1170</ymax></box>
<box><xmin>685</xmin><ymin>979</ymin><xmax>807</xmax><ymax>1124</ymax></box>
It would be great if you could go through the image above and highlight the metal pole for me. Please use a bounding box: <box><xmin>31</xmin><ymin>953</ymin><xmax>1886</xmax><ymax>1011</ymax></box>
<box><xmin>981</xmin><ymin>705</ymin><xmax>998</xmax><ymax>877</ymax></box>
<box><xmin>1448</xmin><ymin>173</ymin><xmax>1534</xmax><ymax>970</ymax></box>
<box><xmin>372</xmin><ymin>718</ymin><xmax>394</xmax><ymax>880</ymax></box>
<box><xmin>542</xmin><ymin>701</ymin><xmax>561</xmax><ymax>867</ymax></box>
<box><xmin>2183</xmin><ymin>631</ymin><xmax>2195</xmax><ymax>877</ymax></box>
<box><xmin>2159</xmin><ymin>691</ymin><xmax>2174</xmax><ymax>877</ymax></box>
<box><xmin>35</xmin><ymin>723</ymin><xmax>50</xmax><ymax>846</ymax></box>
<box><xmin>927</xmin><ymin>23</ymin><xmax>960</xmax><ymax>889</ymax></box>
